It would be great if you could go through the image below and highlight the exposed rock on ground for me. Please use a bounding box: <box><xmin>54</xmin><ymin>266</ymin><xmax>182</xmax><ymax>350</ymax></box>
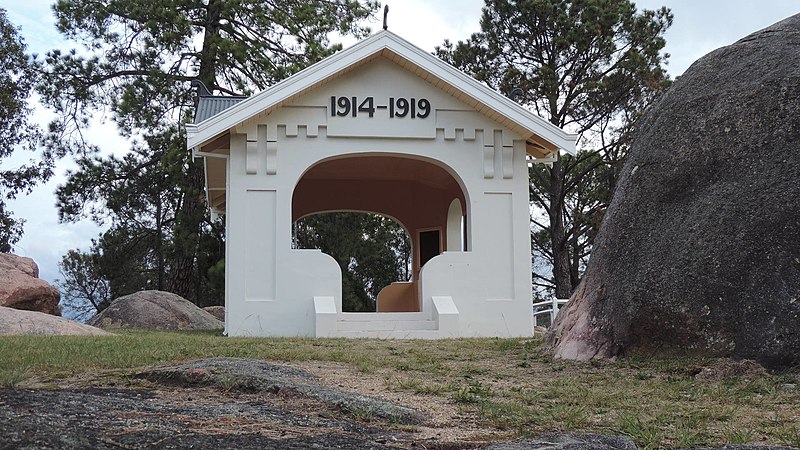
<box><xmin>202</xmin><ymin>305</ymin><xmax>225</xmax><ymax>321</ymax></box>
<box><xmin>691</xmin><ymin>358</ymin><xmax>769</xmax><ymax>382</ymax></box>
<box><xmin>488</xmin><ymin>440</ymin><xmax>796</xmax><ymax>450</ymax></box>
<box><xmin>0</xmin><ymin>387</ymin><xmax>407</xmax><ymax>449</ymax></box>
<box><xmin>0</xmin><ymin>358</ymin><xmax>445</xmax><ymax>449</ymax></box>
<box><xmin>1</xmin><ymin>357</ymin><xmax>796</xmax><ymax>449</ymax></box>
<box><xmin>486</xmin><ymin>435</ymin><xmax>795</xmax><ymax>450</ymax></box>
<box><xmin>0</xmin><ymin>253</ymin><xmax>61</xmax><ymax>315</ymax></box>
<box><xmin>137</xmin><ymin>358</ymin><xmax>426</xmax><ymax>426</ymax></box>
<box><xmin>88</xmin><ymin>290</ymin><xmax>223</xmax><ymax>330</ymax></box>
<box><xmin>0</xmin><ymin>306</ymin><xmax>112</xmax><ymax>336</ymax></box>
<box><xmin>548</xmin><ymin>14</ymin><xmax>800</xmax><ymax>370</ymax></box>
<box><xmin>484</xmin><ymin>433</ymin><xmax>637</xmax><ymax>449</ymax></box>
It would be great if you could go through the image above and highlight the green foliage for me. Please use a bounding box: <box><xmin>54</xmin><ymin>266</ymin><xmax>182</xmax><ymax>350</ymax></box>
<box><xmin>39</xmin><ymin>0</ymin><xmax>379</xmax><ymax>307</ymax></box>
<box><xmin>58</xmin><ymin>248</ymin><xmax>111</xmax><ymax>321</ymax></box>
<box><xmin>0</xmin><ymin>9</ymin><xmax>50</xmax><ymax>251</ymax></box>
<box><xmin>38</xmin><ymin>0</ymin><xmax>378</xmax><ymax>150</ymax></box>
<box><xmin>56</xmin><ymin>125</ymin><xmax>226</xmax><ymax>312</ymax></box>
<box><xmin>529</xmin><ymin>150</ymin><xmax>613</xmax><ymax>289</ymax></box>
<box><xmin>454</xmin><ymin>380</ymin><xmax>492</xmax><ymax>404</ymax></box>
<box><xmin>616</xmin><ymin>413</ymin><xmax>661</xmax><ymax>449</ymax></box>
<box><xmin>438</xmin><ymin>0</ymin><xmax>672</xmax><ymax>297</ymax></box>
<box><xmin>294</xmin><ymin>212</ymin><xmax>412</xmax><ymax>312</ymax></box>
<box><xmin>0</xmin><ymin>366</ymin><xmax>30</xmax><ymax>388</ymax></box>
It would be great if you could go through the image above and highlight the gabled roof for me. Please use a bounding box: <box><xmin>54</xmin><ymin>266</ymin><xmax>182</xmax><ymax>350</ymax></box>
<box><xmin>194</xmin><ymin>95</ymin><xmax>247</xmax><ymax>123</ymax></box>
<box><xmin>186</xmin><ymin>30</ymin><xmax>577</xmax><ymax>155</ymax></box>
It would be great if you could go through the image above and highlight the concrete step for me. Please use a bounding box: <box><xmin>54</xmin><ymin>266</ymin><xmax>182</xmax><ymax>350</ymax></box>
<box><xmin>331</xmin><ymin>329</ymin><xmax>445</xmax><ymax>339</ymax></box>
<box><xmin>337</xmin><ymin>312</ymin><xmax>431</xmax><ymax>322</ymax></box>
<box><xmin>336</xmin><ymin>318</ymin><xmax>437</xmax><ymax>332</ymax></box>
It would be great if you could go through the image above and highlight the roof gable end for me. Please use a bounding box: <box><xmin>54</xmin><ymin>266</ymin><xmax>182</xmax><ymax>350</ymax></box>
<box><xmin>186</xmin><ymin>30</ymin><xmax>577</xmax><ymax>154</ymax></box>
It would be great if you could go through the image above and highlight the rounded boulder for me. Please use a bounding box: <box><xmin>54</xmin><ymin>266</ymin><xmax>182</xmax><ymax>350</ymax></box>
<box><xmin>0</xmin><ymin>253</ymin><xmax>61</xmax><ymax>316</ymax></box>
<box><xmin>89</xmin><ymin>290</ymin><xmax>223</xmax><ymax>331</ymax></box>
<box><xmin>0</xmin><ymin>306</ymin><xmax>111</xmax><ymax>336</ymax></box>
<box><xmin>548</xmin><ymin>15</ymin><xmax>800</xmax><ymax>370</ymax></box>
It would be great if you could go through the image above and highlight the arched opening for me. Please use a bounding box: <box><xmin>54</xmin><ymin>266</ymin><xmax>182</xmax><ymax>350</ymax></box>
<box><xmin>292</xmin><ymin>154</ymin><xmax>469</xmax><ymax>312</ymax></box>
<box><xmin>446</xmin><ymin>198</ymin><xmax>465</xmax><ymax>252</ymax></box>
<box><xmin>293</xmin><ymin>211</ymin><xmax>412</xmax><ymax>312</ymax></box>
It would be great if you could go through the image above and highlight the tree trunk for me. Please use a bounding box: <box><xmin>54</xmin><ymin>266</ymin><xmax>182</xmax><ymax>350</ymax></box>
<box><xmin>199</xmin><ymin>0</ymin><xmax>221</xmax><ymax>89</ymax></box>
<box><xmin>164</xmin><ymin>0</ymin><xmax>221</xmax><ymax>301</ymax></box>
<box><xmin>167</xmin><ymin>157</ymin><xmax>205</xmax><ymax>299</ymax></box>
<box><xmin>155</xmin><ymin>192</ymin><xmax>164</xmax><ymax>290</ymax></box>
<box><xmin>548</xmin><ymin>154</ymin><xmax>573</xmax><ymax>299</ymax></box>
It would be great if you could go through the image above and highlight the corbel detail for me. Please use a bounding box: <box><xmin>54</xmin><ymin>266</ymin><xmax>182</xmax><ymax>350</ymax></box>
<box><xmin>245</xmin><ymin>139</ymin><xmax>258</xmax><ymax>175</ymax></box>
<box><xmin>259</xmin><ymin>124</ymin><xmax>277</xmax><ymax>175</ymax></box>
<box><xmin>502</xmin><ymin>146</ymin><xmax>513</xmax><ymax>179</ymax></box>
<box><xmin>482</xmin><ymin>129</ymin><xmax>495</xmax><ymax>179</ymax></box>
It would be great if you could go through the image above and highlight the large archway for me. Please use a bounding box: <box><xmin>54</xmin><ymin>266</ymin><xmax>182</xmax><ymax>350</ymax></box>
<box><xmin>292</xmin><ymin>154</ymin><xmax>468</xmax><ymax>312</ymax></box>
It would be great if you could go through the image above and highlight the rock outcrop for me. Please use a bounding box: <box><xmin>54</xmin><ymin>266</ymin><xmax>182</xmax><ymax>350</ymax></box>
<box><xmin>0</xmin><ymin>253</ymin><xmax>61</xmax><ymax>315</ymax></box>
<box><xmin>548</xmin><ymin>15</ymin><xmax>800</xmax><ymax>370</ymax></box>
<box><xmin>0</xmin><ymin>306</ymin><xmax>111</xmax><ymax>336</ymax></box>
<box><xmin>137</xmin><ymin>358</ymin><xmax>427</xmax><ymax>425</ymax></box>
<box><xmin>88</xmin><ymin>290</ymin><xmax>223</xmax><ymax>330</ymax></box>
<box><xmin>202</xmin><ymin>305</ymin><xmax>225</xmax><ymax>322</ymax></box>
<box><xmin>485</xmin><ymin>433</ymin><xmax>636</xmax><ymax>450</ymax></box>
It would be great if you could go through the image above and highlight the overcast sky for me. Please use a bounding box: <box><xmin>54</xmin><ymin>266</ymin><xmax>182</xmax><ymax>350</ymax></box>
<box><xmin>2</xmin><ymin>0</ymin><xmax>799</xmax><ymax>285</ymax></box>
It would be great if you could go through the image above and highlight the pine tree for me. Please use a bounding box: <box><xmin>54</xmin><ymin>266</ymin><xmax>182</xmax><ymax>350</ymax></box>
<box><xmin>437</xmin><ymin>0</ymin><xmax>672</xmax><ymax>298</ymax></box>
<box><xmin>41</xmin><ymin>0</ymin><xmax>378</xmax><ymax>308</ymax></box>
<box><xmin>0</xmin><ymin>8</ymin><xmax>50</xmax><ymax>251</ymax></box>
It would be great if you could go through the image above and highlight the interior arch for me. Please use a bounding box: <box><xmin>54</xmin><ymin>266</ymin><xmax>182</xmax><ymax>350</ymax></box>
<box><xmin>292</xmin><ymin>154</ymin><xmax>469</xmax><ymax>312</ymax></box>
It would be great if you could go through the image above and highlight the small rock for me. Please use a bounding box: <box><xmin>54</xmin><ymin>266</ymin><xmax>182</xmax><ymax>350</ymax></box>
<box><xmin>203</xmin><ymin>305</ymin><xmax>225</xmax><ymax>321</ymax></box>
<box><xmin>694</xmin><ymin>359</ymin><xmax>767</xmax><ymax>381</ymax></box>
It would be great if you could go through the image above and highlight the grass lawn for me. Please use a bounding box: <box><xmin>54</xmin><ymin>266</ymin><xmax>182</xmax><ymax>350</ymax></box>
<box><xmin>0</xmin><ymin>330</ymin><xmax>798</xmax><ymax>449</ymax></box>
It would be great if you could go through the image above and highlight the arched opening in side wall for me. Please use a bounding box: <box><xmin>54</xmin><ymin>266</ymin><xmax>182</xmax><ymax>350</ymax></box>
<box><xmin>293</xmin><ymin>211</ymin><xmax>412</xmax><ymax>312</ymax></box>
<box><xmin>292</xmin><ymin>154</ymin><xmax>468</xmax><ymax>313</ymax></box>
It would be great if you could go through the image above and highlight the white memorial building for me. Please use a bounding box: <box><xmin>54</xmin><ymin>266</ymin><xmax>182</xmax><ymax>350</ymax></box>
<box><xmin>187</xmin><ymin>31</ymin><xmax>577</xmax><ymax>338</ymax></box>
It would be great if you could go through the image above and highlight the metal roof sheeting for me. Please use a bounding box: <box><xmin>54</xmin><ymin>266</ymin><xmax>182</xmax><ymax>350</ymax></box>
<box><xmin>194</xmin><ymin>96</ymin><xmax>247</xmax><ymax>123</ymax></box>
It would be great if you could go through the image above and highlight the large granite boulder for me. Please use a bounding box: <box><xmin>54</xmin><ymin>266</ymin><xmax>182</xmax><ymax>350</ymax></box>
<box><xmin>548</xmin><ymin>15</ymin><xmax>800</xmax><ymax>370</ymax></box>
<box><xmin>0</xmin><ymin>306</ymin><xmax>111</xmax><ymax>336</ymax></box>
<box><xmin>0</xmin><ymin>253</ymin><xmax>61</xmax><ymax>316</ymax></box>
<box><xmin>88</xmin><ymin>290</ymin><xmax>223</xmax><ymax>330</ymax></box>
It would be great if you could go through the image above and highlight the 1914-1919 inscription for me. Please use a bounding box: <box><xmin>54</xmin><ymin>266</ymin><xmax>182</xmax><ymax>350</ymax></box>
<box><xmin>330</xmin><ymin>96</ymin><xmax>431</xmax><ymax>119</ymax></box>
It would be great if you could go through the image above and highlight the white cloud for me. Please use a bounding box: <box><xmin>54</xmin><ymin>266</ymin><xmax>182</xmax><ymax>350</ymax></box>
<box><xmin>385</xmin><ymin>0</ymin><xmax>483</xmax><ymax>51</ymax></box>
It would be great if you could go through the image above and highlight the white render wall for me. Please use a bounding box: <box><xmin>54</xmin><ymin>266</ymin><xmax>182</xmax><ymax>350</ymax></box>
<box><xmin>222</xmin><ymin>58</ymin><xmax>533</xmax><ymax>337</ymax></box>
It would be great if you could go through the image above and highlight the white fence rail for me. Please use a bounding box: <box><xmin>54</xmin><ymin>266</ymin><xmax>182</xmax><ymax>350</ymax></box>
<box><xmin>532</xmin><ymin>298</ymin><xmax>569</xmax><ymax>328</ymax></box>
